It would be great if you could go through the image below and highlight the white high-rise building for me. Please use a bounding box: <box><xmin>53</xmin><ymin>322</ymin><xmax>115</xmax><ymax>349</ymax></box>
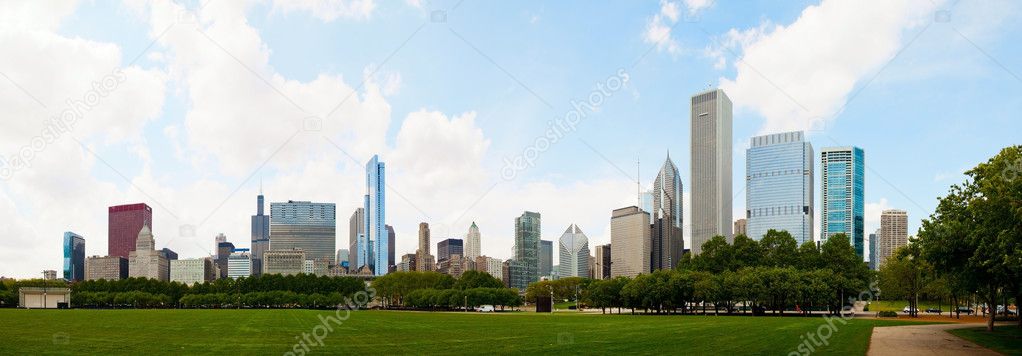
<box><xmin>170</xmin><ymin>258</ymin><xmax>215</xmax><ymax>285</ymax></box>
<box><xmin>690</xmin><ymin>88</ymin><xmax>733</xmax><ymax>254</ymax></box>
<box><xmin>557</xmin><ymin>224</ymin><xmax>590</xmax><ymax>278</ymax></box>
<box><xmin>878</xmin><ymin>209</ymin><xmax>908</xmax><ymax>267</ymax></box>
<box><xmin>128</xmin><ymin>226</ymin><xmax>169</xmax><ymax>281</ymax></box>
<box><xmin>227</xmin><ymin>250</ymin><xmax>252</xmax><ymax>279</ymax></box>
<box><xmin>465</xmin><ymin>222</ymin><xmax>481</xmax><ymax>261</ymax></box>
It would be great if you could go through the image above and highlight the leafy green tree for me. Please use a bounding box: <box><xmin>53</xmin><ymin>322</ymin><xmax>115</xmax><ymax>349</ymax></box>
<box><xmin>731</xmin><ymin>234</ymin><xmax>762</xmax><ymax>270</ymax></box>
<box><xmin>455</xmin><ymin>271</ymin><xmax>504</xmax><ymax>290</ymax></box>
<box><xmin>919</xmin><ymin>145</ymin><xmax>1022</xmax><ymax>330</ymax></box>
<box><xmin>760</xmin><ymin>230</ymin><xmax>799</xmax><ymax>267</ymax></box>
<box><xmin>691</xmin><ymin>236</ymin><xmax>733</xmax><ymax>273</ymax></box>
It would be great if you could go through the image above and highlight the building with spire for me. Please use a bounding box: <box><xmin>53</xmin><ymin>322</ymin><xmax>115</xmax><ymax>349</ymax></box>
<box><xmin>128</xmin><ymin>226</ymin><xmax>169</xmax><ymax>281</ymax></box>
<box><xmin>651</xmin><ymin>154</ymin><xmax>684</xmax><ymax>271</ymax></box>
<box><xmin>251</xmin><ymin>183</ymin><xmax>270</xmax><ymax>275</ymax></box>
<box><xmin>465</xmin><ymin>222</ymin><xmax>481</xmax><ymax>261</ymax></box>
<box><xmin>557</xmin><ymin>224</ymin><xmax>590</xmax><ymax>278</ymax></box>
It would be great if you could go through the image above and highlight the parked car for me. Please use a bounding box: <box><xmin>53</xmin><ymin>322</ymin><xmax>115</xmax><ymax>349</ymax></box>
<box><xmin>996</xmin><ymin>305</ymin><xmax>1017</xmax><ymax>315</ymax></box>
<box><xmin>925</xmin><ymin>308</ymin><xmax>943</xmax><ymax>314</ymax></box>
<box><xmin>476</xmin><ymin>305</ymin><xmax>495</xmax><ymax>313</ymax></box>
<box><xmin>955</xmin><ymin>307</ymin><xmax>974</xmax><ymax>315</ymax></box>
<box><xmin>902</xmin><ymin>306</ymin><xmax>919</xmax><ymax>313</ymax></box>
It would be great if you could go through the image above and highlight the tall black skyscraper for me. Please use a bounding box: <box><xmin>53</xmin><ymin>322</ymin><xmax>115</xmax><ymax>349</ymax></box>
<box><xmin>250</xmin><ymin>185</ymin><xmax>270</xmax><ymax>276</ymax></box>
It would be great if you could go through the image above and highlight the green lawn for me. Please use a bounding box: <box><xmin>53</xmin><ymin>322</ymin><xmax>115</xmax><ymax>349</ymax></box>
<box><xmin>948</xmin><ymin>327</ymin><xmax>1022</xmax><ymax>356</ymax></box>
<box><xmin>0</xmin><ymin>309</ymin><xmax>929</xmax><ymax>355</ymax></box>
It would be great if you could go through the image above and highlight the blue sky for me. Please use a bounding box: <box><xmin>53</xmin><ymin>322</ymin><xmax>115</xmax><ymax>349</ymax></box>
<box><xmin>1</xmin><ymin>0</ymin><xmax>1019</xmax><ymax>277</ymax></box>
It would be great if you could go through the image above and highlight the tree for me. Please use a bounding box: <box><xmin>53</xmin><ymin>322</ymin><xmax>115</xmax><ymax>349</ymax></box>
<box><xmin>918</xmin><ymin>146</ymin><xmax>1022</xmax><ymax>331</ymax></box>
<box><xmin>878</xmin><ymin>244</ymin><xmax>931</xmax><ymax>317</ymax></box>
<box><xmin>691</xmin><ymin>236</ymin><xmax>733</xmax><ymax>273</ymax></box>
<box><xmin>820</xmin><ymin>234</ymin><xmax>870</xmax><ymax>314</ymax></box>
<box><xmin>760</xmin><ymin>230</ymin><xmax>799</xmax><ymax>268</ymax></box>
<box><xmin>731</xmin><ymin>235</ymin><xmax>762</xmax><ymax>270</ymax></box>
<box><xmin>454</xmin><ymin>271</ymin><xmax>504</xmax><ymax>290</ymax></box>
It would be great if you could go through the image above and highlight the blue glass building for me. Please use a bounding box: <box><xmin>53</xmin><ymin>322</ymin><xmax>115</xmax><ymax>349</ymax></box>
<box><xmin>63</xmin><ymin>231</ymin><xmax>86</xmax><ymax>281</ymax></box>
<box><xmin>745</xmin><ymin>131</ymin><xmax>814</xmax><ymax>244</ymax></box>
<box><xmin>364</xmin><ymin>155</ymin><xmax>387</xmax><ymax>276</ymax></box>
<box><xmin>820</xmin><ymin>146</ymin><xmax>865</xmax><ymax>257</ymax></box>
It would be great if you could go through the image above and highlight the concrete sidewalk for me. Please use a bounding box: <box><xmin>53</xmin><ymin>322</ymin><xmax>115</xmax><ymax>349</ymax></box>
<box><xmin>867</xmin><ymin>323</ymin><xmax>999</xmax><ymax>356</ymax></box>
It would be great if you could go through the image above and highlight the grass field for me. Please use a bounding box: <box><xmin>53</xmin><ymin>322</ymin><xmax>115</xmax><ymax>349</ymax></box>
<box><xmin>948</xmin><ymin>327</ymin><xmax>1022</xmax><ymax>356</ymax></box>
<box><xmin>0</xmin><ymin>309</ymin><xmax>930</xmax><ymax>355</ymax></box>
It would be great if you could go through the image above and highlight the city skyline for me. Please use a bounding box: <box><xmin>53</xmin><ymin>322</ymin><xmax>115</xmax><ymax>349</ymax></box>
<box><xmin>3</xmin><ymin>1</ymin><xmax>1021</xmax><ymax>278</ymax></box>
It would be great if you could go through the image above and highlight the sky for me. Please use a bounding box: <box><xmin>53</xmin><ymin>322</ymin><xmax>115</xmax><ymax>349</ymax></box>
<box><xmin>1</xmin><ymin>0</ymin><xmax>1020</xmax><ymax>278</ymax></box>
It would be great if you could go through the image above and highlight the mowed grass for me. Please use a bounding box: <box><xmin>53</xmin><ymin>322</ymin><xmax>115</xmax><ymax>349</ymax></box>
<box><xmin>948</xmin><ymin>327</ymin><xmax>1022</xmax><ymax>356</ymax></box>
<box><xmin>0</xmin><ymin>309</ymin><xmax>929</xmax><ymax>355</ymax></box>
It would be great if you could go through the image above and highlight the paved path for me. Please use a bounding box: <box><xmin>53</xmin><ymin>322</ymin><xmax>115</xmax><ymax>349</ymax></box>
<box><xmin>868</xmin><ymin>323</ymin><xmax>999</xmax><ymax>356</ymax></box>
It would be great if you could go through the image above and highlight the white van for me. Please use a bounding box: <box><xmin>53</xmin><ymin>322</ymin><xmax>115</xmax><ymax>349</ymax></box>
<box><xmin>477</xmin><ymin>305</ymin><xmax>495</xmax><ymax>312</ymax></box>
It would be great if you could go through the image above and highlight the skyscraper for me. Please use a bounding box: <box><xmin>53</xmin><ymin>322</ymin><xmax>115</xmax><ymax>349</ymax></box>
<box><xmin>653</xmin><ymin>153</ymin><xmax>683</xmax><ymax>229</ymax></box>
<box><xmin>539</xmin><ymin>240</ymin><xmax>553</xmax><ymax>277</ymax></box>
<box><xmin>437</xmin><ymin>238</ymin><xmax>464</xmax><ymax>263</ymax></box>
<box><xmin>557</xmin><ymin>224</ymin><xmax>590</xmax><ymax>278</ymax></box>
<box><xmin>746</xmin><ymin>131</ymin><xmax>814</xmax><ymax>244</ymax></box>
<box><xmin>63</xmin><ymin>232</ymin><xmax>85</xmax><ymax>282</ymax></box>
<box><xmin>270</xmin><ymin>200</ymin><xmax>336</xmax><ymax>262</ymax></box>
<box><xmin>170</xmin><ymin>257</ymin><xmax>215</xmax><ymax>285</ymax></box>
<box><xmin>85</xmin><ymin>255</ymin><xmax>128</xmax><ymax>280</ymax></box>
<box><xmin>690</xmin><ymin>89</ymin><xmax>733</xmax><ymax>254</ymax></box>
<box><xmin>513</xmin><ymin>211</ymin><xmax>541</xmax><ymax>287</ymax></box>
<box><xmin>227</xmin><ymin>249</ymin><xmax>252</xmax><ymax>279</ymax></box>
<box><xmin>465</xmin><ymin>222</ymin><xmax>481</xmax><ymax>261</ymax></box>
<box><xmin>650</xmin><ymin>204</ymin><xmax>683</xmax><ymax>271</ymax></box>
<box><xmin>878</xmin><ymin>209</ymin><xmax>908</xmax><ymax>268</ymax></box>
<box><xmin>108</xmin><ymin>203</ymin><xmax>152</xmax><ymax>258</ymax></box>
<box><xmin>386</xmin><ymin>224</ymin><xmax>395</xmax><ymax>271</ymax></box>
<box><xmin>821</xmin><ymin>146</ymin><xmax>865</xmax><ymax>257</ymax></box>
<box><xmin>128</xmin><ymin>226</ymin><xmax>169</xmax><ymax>281</ymax></box>
<box><xmin>868</xmin><ymin>229</ymin><xmax>879</xmax><ymax>271</ymax></box>
<box><xmin>349</xmin><ymin>208</ymin><xmax>364</xmax><ymax>271</ymax></box>
<box><xmin>364</xmin><ymin>155</ymin><xmax>387</xmax><ymax>276</ymax></box>
<box><xmin>215</xmin><ymin>240</ymin><xmax>235</xmax><ymax>279</ymax></box>
<box><xmin>251</xmin><ymin>188</ymin><xmax>270</xmax><ymax>276</ymax></box>
<box><xmin>611</xmin><ymin>206</ymin><xmax>651</xmax><ymax>278</ymax></box>
<box><xmin>416</xmin><ymin>223</ymin><xmax>435</xmax><ymax>272</ymax></box>
<box><xmin>594</xmin><ymin>244</ymin><xmax>611</xmax><ymax>280</ymax></box>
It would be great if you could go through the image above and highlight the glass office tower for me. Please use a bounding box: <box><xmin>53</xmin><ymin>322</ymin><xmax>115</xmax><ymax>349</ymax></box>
<box><xmin>364</xmin><ymin>155</ymin><xmax>387</xmax><ymax>276</ymax></box>
<box><xmin>513</xmin><ymin>211</ymin><xmax>541</xmax><ymax>288</ymax></box>
<box><xmin>746</xmin><ymin>131</ymin><xmax>814</xmax><ymax>244</ymax></box>
<box><xmin>820</xmin><ymin>147</ymin><xmax>865</xmax><ymax>257</ymax></box>
<box><xmin>63</xmin><ymin>232</ymin><xmax>86</xmax><ymax>281</ymax></box>
<box><xmin>269</xmin><ymin>200</ymin><xmax>337</xmax><ymax>262</ymax></box>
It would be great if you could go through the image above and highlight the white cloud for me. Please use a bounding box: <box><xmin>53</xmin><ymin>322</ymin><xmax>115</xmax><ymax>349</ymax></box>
<box><xmin>716</xmin><ymin>0</ymin><xmax>941</xmax><ymax>134</ymax></box>
<box><xmin>864</xmin><ymin>198</ymin><xmax>892</xmax><ymax>236</ymax></box>
<box><xmin>684</xmin><ymin>0</ymin><xmax>713</xmax><ymax>16</ymax></box>
<box><xmin>643</xmin><ymin>1</ymin><xmax>682</xmax><ymax>56</ymax></box>
<box><xmin>271</xmin><ymin>0</ymin><xmax>376</xmax><ymax>21</ymax></box>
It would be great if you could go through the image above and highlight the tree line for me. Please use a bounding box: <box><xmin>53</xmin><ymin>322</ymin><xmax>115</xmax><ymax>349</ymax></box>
<box><xmin>370</xmin><ymin>270</ymin><xmax>523</xmax><ymax>310</ymax></box>
<box><xmin>525</xmin><ymin>231</ymin><xmax>870</xmax><ymax>316</ymax></box>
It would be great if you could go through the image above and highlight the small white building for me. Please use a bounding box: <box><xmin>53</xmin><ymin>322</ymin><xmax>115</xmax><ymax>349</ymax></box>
<box><xmin>227</xmin><ymin>251</ymin><xmax>252</xmax><ymax>279</ymax></box>
<box><xmin>19</xmin><ymin>287</ymin><xmax>71</xmax><ymax>309</ymax></box>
